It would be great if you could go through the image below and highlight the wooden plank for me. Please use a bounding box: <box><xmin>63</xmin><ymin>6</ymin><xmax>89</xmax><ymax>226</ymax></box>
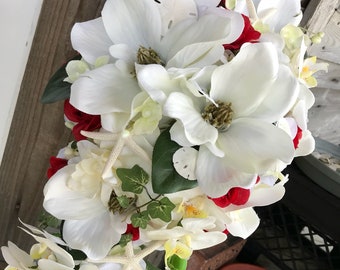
<box><xmin>0</xmin><ymin>0</ymin><xmax>104</xmax><ymax>267</ymax></box>
<box><xmin>314</xmin><ymin>60</ymin><xmax>340</xmax><ymax>90</ymax></box>
<box><xmin>304</xmin><ymin>0</ymin><xmax>339</xmax><ymax>32</ymax></box>
<box><xmin>308</xmin><ymin>10</ymin><xmax>340</xmax><ymax>64</ymax></box>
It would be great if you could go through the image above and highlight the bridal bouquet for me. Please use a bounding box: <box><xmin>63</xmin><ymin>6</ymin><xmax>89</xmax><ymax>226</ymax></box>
<box><xmin>2</xmin><ymin>0</ymin><xmax>327</xmax><ymax>269</ymax></box>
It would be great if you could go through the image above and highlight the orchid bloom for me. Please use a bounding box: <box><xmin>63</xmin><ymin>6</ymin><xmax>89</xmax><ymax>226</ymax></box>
<box><xmin>163</xmin><ymin>42</ymin><xmax>298</xmax><ymax>197</ymax></box>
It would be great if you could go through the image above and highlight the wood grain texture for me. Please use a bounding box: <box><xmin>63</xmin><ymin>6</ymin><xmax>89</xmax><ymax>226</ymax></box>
<box><xmin>0</xmin><ymin>0</ymin><xmax>104</xmax><ymax>267</ymax></box>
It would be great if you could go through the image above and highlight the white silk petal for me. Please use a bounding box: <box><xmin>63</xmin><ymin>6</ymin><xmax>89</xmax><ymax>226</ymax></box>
<box><xmin>136</xmin><ymin>64</ymin><xmax>179</xmax><ymax>104</ymax></box>
<box><xmin>226</xmin><ymin>208</ymin><xmax>260</xmax><ymax>239</ymax></box>
<box><xmin>43</xmin><ymin>166</ymin><xmax>106</xmax><ymax>220</ymax></box>
<box><xmin>250</xmin><ymin>65</ymin><xmax>299</xmax><ymax>122</ymax></box>
<box><xmin>63</xmin><ymin>212</ymin><xmax>126</xmax><ymax>260</ymax></box>
<box><xmin>196</xmin><ymin>146</ymin><xmax>257</xmax><ymax>197</ymax></box>
<box><xmin>102</xmin><ymin>0</ymin><xmax>161</xmax><ymax>51</ymax></box>
<box><xmin>71</xmin><ymin>18</ymin><xmax>112</xmax><ymax>65</ymax></box>
<box><xmin>169</xmin><ymin>121</ymin><xmax>195</xmax><ymax>147</ymax></box>
<box><xmin>38</xmin><ymin>260</ymin><xmax>74</xmax><ymax>270</ymax></box>
<box><xmin>167</xmin><ymin>42</ymin><xmax>225</xmax><ymax>68</ymax></box>
<box><xmin>294</xmin><ymin>130</ymin><xmax>315</xmax><ymax>157</ymax></box>
<box><xmin>160</xmin><ymin>13</ymin><xmax>243</xmax><ymax>61</ymax></box>
<box><xmin>101</xmin><ymin>112</ymin><xmax>130</xmax><ymax>133</ymax></box>
<box><xmin>70</xmin><ymin>64</ymin><xmax>140</xmax><ymax>115</ymax></box>
<box><xmin>1</xmin><ymin>242</ymin><xmax>33</xmax><ymax>268</ymax></box>
<box><xmin>210</xmin><ymin>43</ymin><xmax>279</xmax><ymax>117</ymax></box>
<box><xmin>217</xmin><ymin>118</ymin><xmax>295</xmax><ymax>173</ymax></box>
<box><xmin>190</xmin><ymin>232</ymin><xmax>227</xmax><ymax>250</ymax></box>
<box><xmin>164</xmin><ymin>92</ymin><xmax>218</xmax><ymax>145</ymax></box>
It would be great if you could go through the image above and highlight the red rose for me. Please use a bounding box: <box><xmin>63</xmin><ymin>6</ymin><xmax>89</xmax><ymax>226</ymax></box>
<box><xmin>124</xmin><ymin>224</ymin><xmax>140</xmax><ymax>241</ymax></box>
<box><xmin>223</xmin><ymin>15</ymin><xmax>261</xmax><ymax>51</ymax></box>
<box><xmin>209</xmin><ymin>187</ymin><xmax>251</xmax><ymax>208</ymax></box>
<box><xmin>293</xmin><ymin>127</ymin><xmax>303</xmax><ymax>149</ymax></box>
<box><xmin>47</xmin><ymin>156</ymin><xmax>68</xmax><ymax>179</ymax></box>
<box><xmin>64</xmin><ymin>99</ymin><xmax>101</xmax><ymax>141</ymax></box>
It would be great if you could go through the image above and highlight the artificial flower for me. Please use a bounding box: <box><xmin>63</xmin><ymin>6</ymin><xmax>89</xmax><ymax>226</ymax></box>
<box><xmin>164</xmin><ymin>42</ymin><xmax>297</xmax><ymax>197</ymax></box>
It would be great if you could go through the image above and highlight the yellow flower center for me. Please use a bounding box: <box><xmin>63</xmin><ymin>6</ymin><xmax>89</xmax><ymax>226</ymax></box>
<box><xmin>202</xmin><ymin>101</ymin><xmax>233</xmax><ymax>131</ymax></box>
<box><xmin>137</xmin><ymin>46</ymin><xmax>163</xmax><ymax>65</ymax></box>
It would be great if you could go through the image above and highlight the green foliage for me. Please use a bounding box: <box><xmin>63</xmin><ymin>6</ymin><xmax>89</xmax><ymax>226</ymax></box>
<box><xmin>117</xmin><ymin>195</ymin><xmax>134</xmax><ymax>209</ymax></box>
<box><xmin>41</xmin><ymin>55</ymin><xmax>81</xmax><ymax>104</ymax></box>
<box><xmin>167</xmin><ymin>254</ymin><xmax>188</xmax><ymax>270</ymax></box>
<box><xmin>117</xmin><ymin>165</ymin><xmax>149</xmax><ymax>194</ymax></box>
<box><xmin>119</xmin><ymin>234</ymin><xmax>133</xmax><ymax>247</ymax></box>
<box><xmin>152</xmin><ymin>128</ymin><xmax>197</xmax><ymax>194</ymax></box>
<box><xmin>146</xmin><ymin>261</ymin><xmax>162</xmax><ymax>270</ymax></box>
<box><xmin>147</xmin><ymin>197</ymin><xmax>175</xmax><ymax>222</ymax></box>
<box><xmin>131</xmin><ymin>211</ymin><xmax>150</xmax><ymax>229</ymax></box>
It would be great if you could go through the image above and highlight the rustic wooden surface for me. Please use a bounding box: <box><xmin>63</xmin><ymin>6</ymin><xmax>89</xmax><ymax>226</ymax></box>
<box><xmin>0</xmin><ymin>0</ymin><xmax>104</xmax><ymax>267</ymax></box>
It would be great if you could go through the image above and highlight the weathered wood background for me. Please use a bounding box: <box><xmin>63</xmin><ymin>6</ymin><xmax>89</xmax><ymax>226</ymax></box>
<box><xmin>0</xmin><ymin>1</ymin><xmax>104</xmax><ymax>267</ymax></box>
<box><xmin>0</xmin><ymin>0</ymin><xmax>339</xmax><ymax>268</ymax></box>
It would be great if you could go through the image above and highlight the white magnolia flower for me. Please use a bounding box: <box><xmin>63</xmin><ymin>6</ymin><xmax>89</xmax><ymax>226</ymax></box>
<box><xmin>43</xmin><ymin>140</ymin><xmax>144</xmax><ymax>260</ymax></box>
<box><xmin>69</xmin><ymin>0</ymin><xmax>244</xmax><ymax>133</ymax></box>
<box><xmin>164</xmin><ymin>42</ymin><xmax>298</xmax><ymax>197</ymax></box>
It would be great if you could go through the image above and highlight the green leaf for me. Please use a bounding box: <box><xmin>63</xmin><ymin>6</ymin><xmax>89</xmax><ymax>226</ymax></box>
<box><xmin>117</xmin><ymin>195</ymin><xmax>134</xmax><ymax>209</ymax></box>
<box><xmin>152</xmin><ymin>128</ymin><xmax>197</xmax><ymax>194</ymax></box>
<box><xmin>116</xmin><ymin>165</ymin><xmax>149</xmax><ymax>194</ymax></box>
<box><xmin>167</xmin><ymin>254</ymin><xmax>187</xmax><ymax>270</ymax></box>
<box><xmin>131</xmin><ymin>211</ymin><xmax>150</xmax><ymax>229</ymax></box>
<box><xmin>119</xmin><ymin>234</ymin><xmax>133</xmax><ymax>247</ymax></box>
<box><xmin>146</xmin><ymin>261</ymin><xmax>162</xmax><ymax>270</ymax></box>
<box><xmin>147</xmin><ymin>197</ymin><xmax>175</xmax><ymax>222</ymax></box>
<box><xmin>41</xmin><ymin>54</ymin><xmax>81</xmax><ymax>104</ymax></box>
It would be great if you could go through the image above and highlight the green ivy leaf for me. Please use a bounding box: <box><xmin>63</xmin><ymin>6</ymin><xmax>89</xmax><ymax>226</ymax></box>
<box><xmin>131</xmin><ymin>211</ymin><xmax>150</xmax><ymax>229</ymax></box>
<box><xmin>147</xmin><ymin>197</ymin><xmax>175</xmax><ymax>222</ymax></box>
<box><xmin>167</xmin><ymin>254</ymin><xmax>187</xmax><ymax>270</ymax></box>
<box><xmin>116</xmin><ymin>165</ymin><xmax>149</xmax><ymax>194</ymax></box>
<box><xmin>146</xmin><ymin>261</ymin><xmax>162</xmax><ymax>270</ymax></box>
<box><xmin>152</xmin><ymin>128</ymin><xmax>197</xmax><ymax>194</ymax></box>
<box><xmin>119</xmin><ymin>234</ymin><xmax>133</xmax><ymax>247</ymax></box>
<box><xmin>41</xmin><ymin>54</ymin><xmax>81</xmax><ymax>104</ymax></box>
<box><xmin>117</xmin><ymin>195</ymin><xmax>134</xmax><ymax>209</ymax></box>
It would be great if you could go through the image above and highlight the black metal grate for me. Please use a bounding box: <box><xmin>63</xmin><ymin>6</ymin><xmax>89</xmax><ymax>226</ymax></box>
<box><xmin>238</xmin><ymin>202</ymin><xmax>340</xmax><ymax>270</ymax></box>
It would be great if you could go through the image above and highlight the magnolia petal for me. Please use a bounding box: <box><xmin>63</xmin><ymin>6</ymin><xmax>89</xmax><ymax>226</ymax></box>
<box><xmin>101</xmin><ymin>112</ymin><xmax>130</xmax><ymax>133</ymax></box>
<box><xmin>250</xmin><ymin>65</ymin><xmax>299</xmax><ymax>122</ymax></box>
<box><xmin>210</xmin><ymin>43</ymin><xmax>279</xmax><ymax>118</ymax></box>
<box><xmin>164</xmin><ymin>92</ymin><xmax>218</xmax><ymax>146</ymax></box>
<box><xmin>109</xmin><ymin>44</ymin><xmax>136</xmax><ymax>63</ymax></box>
<box><xmin>160</xmin><ymin>13</ymin><xmax>243</xmax><ymax>61</ymax></box>
<box><xmin>70</xmin><ymin>64</ymin><xmax>140</xmax><ymax>115</ymax></box>
<box><xmin>258</xmin><ymin>0</ymin><xmax>302</xmax><ymax>31</ymax></box>
<box><xmin>102</xmin><ymin>0</ymin><xmax>161</xmax><ymax>51</ymax></box>
<box><xmin>71</xmin><ymin>18</ymin><xmax>112</xmax><ymax>65</ymax></box>
<box><xmin>136</xmin><ymin>64</ymin><xmax>178</xmax><ymax>104</ymax></box>
<box><xmin>157</xmin><ymin>0</ymin><xmax>197</xmax><ymax>35</ymax></box>
<box><xmin>226</xmin><ymin>208</ymin><xmax>260</xmax><ymax>239</ymax></box>
<box><xmin>217</xmin><ymin>118</ymin><xmax>295</xmax><ymax>173</ymax></box>
<box><xmin>169</xmin><ymin>121</ymin><xmax>195</xmax><ymax>147</ymax></box>
<box><xmin>63</xmin><ymin>211</ymin><xmax>125</xmax><ymax>260</ymax></box>
<box><xmin>196</xmin><ymin>146</ymin><xmax>257</xmax><ymax>197</ymax></box>
<box><xmin>38</xmin><ymin>259</ymin><xmax>74</xmax><ymax>270</ymax></box>
<box><xmin>167</xmin><ymin>42</ymin><xmax>224</xmax><ymax>68</ymax></box>
<box><xmin>43</xmin><ymin>165</ymin><xmax>106</xmax><ymax>220</ymax></box>
<box><xmin>173</xmin><ymin>147</ymin><xmax>198</xmax><ymax>180</ymax></box>
<box><xmin>298</xmin><ymin>83</ymin><xmax>315</xmax><ymax>110</ymax></box>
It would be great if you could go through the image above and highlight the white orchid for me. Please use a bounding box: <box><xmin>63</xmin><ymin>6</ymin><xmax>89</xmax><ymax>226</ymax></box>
<box><xmin>1</xmin><ymin>222</ymin><xmax>75</xmax><ymax>270</ymax></box>
<box><xmin>163</xmin><ymin>42</ymin><xmax>298</xmax><ymax>197</ymax></box>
